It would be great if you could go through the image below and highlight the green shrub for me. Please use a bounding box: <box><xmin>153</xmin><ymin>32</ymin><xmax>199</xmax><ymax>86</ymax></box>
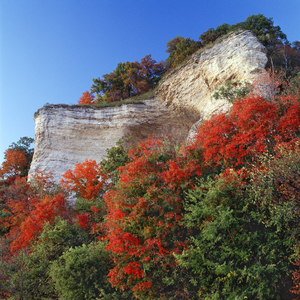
<box><xmin>49</xmin><ymin>241</ymin><xmax>127</xmax><ymax>300</ymax></box>
<box><xmin>177</xmin><ymin>170</ymin><xmax>295</xmax><ymax>299</ymax></box>
<box><xmin>212</xmin><ymin>80</ymin><xmax>251</xmax><ymax>103</ymax></box>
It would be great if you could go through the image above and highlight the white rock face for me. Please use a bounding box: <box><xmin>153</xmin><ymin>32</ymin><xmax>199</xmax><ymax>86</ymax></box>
<box><xmin>28</xmin><ymin>100</ymin><xmax>189</xmax><ymax>183</ymax></box>
<box><xmin>28</xmin><ymin>30</ymin><xmax>268</xmax><ymax>184</ymax></box>
<box><xmin>157</xmin><ymin>30</ymin><xmax>268</xmax><ymax>138</ymax></box>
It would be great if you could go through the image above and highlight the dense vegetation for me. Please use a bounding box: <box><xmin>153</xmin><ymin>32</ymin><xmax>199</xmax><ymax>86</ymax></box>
<box><xmin>1</xmin><ymin>14</ymin><xmax>300</xmax><ymax>299</ymax></box>
<box><xmin>1</xmin><ymin>71</ymin><xmax>300</xmax><ymax>299</ymax></box>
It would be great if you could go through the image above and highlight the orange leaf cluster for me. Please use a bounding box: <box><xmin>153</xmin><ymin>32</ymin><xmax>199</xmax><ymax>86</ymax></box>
<box><xmin>188</xmin><ymin>95</ymin><xmax>300</xmax><ymax>168</ymax></box>
<box><xmin>78</xmin><ymin>90</ymin><xmax>95</xmax><ymax>105</ymax></box>
<box><xmin>0</xmin><ymin>177</ymin><xmax>39</xmax><ymax>241</ymax></box>
<box><xmin>0</xmin><ymin>149</ymin><xmax>28</xmax><ymax>181</ymax></box>
<box><xmin>10</xmin><ymin>193</ymin><xmax>69</xmax><ymax>252</ymax></box>
<box><xmin>0</xmin><ymin>175</ymin><xmax>71</xmax><ymax>253</ymax></box>
<box><xmin>61</xmin><ymin>159</ymin><xmax>106</xmax><ymax>200</ymax></box>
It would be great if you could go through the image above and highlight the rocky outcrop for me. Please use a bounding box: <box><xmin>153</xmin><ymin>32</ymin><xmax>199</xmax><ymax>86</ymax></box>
<box><xmin>28</xmin><ymin>30</ymin><xmax>268</xmax><ymax>183</ymax></box>
<box><xmin>157</xmin><ymin>30</ymin><xmax>268</xmax><ymax>137</ymax></box>
<box><xmin>28</xmin><ymin>100</ymin><xmax>189</xmax><ymax>183</ymax></box>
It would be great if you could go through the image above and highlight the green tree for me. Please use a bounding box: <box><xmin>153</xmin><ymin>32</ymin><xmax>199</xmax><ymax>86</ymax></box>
<box><xmin>237</xmin><ymin>14</ymin><xmax>287</xmax><ymax>47</ymax></box>
<box><xmin>249</xmin><ymin>144</ymin><xmax>300</xmax><ymax>244</ymax></box>
<box><xmin>90</xmin><ymin>77</ymin><xmax>108</xmax><ymax>102</ymax></box>
<box><xmin>199</xmin><ymin>26</ymin><xmax>229</xmax><ymax>45</ymax></box>
<box><xmin>198</xmin><ymin>14</ymin><xmax>298</xmax><ymax>73</ymax></box>
<box><xmin>249</xmin><ymin>144</ymin><xmax>300</xmax><ymax>298</ymax></box>
<box><xmin>166</xmin><ymin>36</ymin><xmax>184</xmax><ymax>54</ymax></box>
<box><xmin>166</xmin><ymin>37</ymin><xmax>201</xmax><ymax>70</ymax></box>
<box><xmin>10</xmin><ymin>218</ymin><xmax>90</xmax><ymax>299</ymax></box>
<box><xmin>49</xmin><ymin>241</ymin><xmax>132</xmax><ymax>300</ymax></box>
<box><xmin>99</xmin><ymin>138</ymin><xmax>131</xmax><ymax>187</ymax></box>
<box><xmin>177</xmin><ymin>169</ymin><xmax>295</xmax><ymax>299</ymax></box>
<box><xmin>0</xmin><ymin>246</ymin><xmax>33</xmax><ymax>300</ymax></box>
<box><xmin>203</xmin><ymin>14</ymin><xmax>287</xmax><ymax>50</ymax></box>
<box><xmin>212</xmin><ymin>80</ymin><xmax>251</xmax><ymax>103</ymax></box>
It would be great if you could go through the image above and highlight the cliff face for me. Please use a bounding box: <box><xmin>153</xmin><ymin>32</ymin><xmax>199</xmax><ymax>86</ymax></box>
<box><xmin>28</xmin><ymin>100</ymin><xmax>189</xmax><ymax>183</ymax></box>
<box><xmin>157</xmin><ymin>30</ymin><xmax>268</xmax><ymax>138</ymax></box>
<box><xmin>28</xmin><ymin>30</ymin><xmax>268</xmax><ymax>183</ymax></box>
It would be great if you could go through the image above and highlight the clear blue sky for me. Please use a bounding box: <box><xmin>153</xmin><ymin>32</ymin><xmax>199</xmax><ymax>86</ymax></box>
<box><xmin>1</xmin><ymin>0</ymin><xmax>299</xmax><ymax>163</ymax></box>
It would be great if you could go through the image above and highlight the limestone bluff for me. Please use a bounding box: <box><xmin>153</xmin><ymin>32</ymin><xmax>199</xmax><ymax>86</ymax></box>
<box><xmin>28</xmin><ymin>30</ymin><xmax>268</xmax><ymax>183</ymax></box>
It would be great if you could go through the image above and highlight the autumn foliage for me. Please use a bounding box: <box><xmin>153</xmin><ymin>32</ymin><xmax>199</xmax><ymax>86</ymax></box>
<box><xmin>5</xmin><ymin>93</ymin><xmax>300</xmax><ymax>298</ymax></box>
<box><xmin>90</xmin><ymin>54</ymin><xmax>165</xmax><ymax>102</ymax></box>
<box><xmin>292</xmin><ymin>259</ymin><xmax>300</xmax><ymax>300</ymax></box>
<box><xmin>2</xmin><ymin>89</ymin><xmax>300</xmax><ymax>299</ymax></box>
<box><xmin>103</xmin><ymin>137</ymin><xmax>201</xmax><ymax>298</ymax></box>
<box><xmin>0</xmin><ymin>177</ymin><xmax>39</xmax><ymax>240</ymax></box>
<box><xmin>0</xmin><ymin>174</ymin><xmax>71</xmax><ymax>254</ymax></box>
<box><xmin>61</xmin><ymin>159</ymin><xmax>106</xmax><ymax>200</ymax></box>
<box><xmin>10</xmin><ymin>193</ymin><xmax>69</xmax><ymax>252</ymax></box>
<box><xmin>100</xmin><ymin>93</ymin><xmax>300</xmax><ymax>298</ymax></box>
<box><xmin>0</xmin><ymin>149</ymin><xmax>28</xmax><ymax>181</ymax></box>
<box><xmin>78</xmin><ymin>90</ymin><xmax>95</xmax><ymax>105</ymax></box>
<box><xmin>188</xmin><ymin>95</ymin><xmax>300</xmax><ymax>168</ymax></box>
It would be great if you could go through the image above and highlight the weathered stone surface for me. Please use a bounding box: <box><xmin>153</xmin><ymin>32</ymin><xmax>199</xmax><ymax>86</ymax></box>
<box><xmin>28</xmin><ymin>30</ymin><xmax>268</xmax><ymax>183</ymax></box>
<box><xmin>28</xmin><ymin>100</ymin><xmax>189</xmax><ymax>183</ymax></box>
<box><xmin>157</xmin><ymin>30</ymin><xmax>268</xmax><ymax>132</ymax></box>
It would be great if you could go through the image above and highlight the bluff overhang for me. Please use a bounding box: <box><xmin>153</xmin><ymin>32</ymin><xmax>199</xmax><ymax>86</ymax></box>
<box><xmin>28</xmin><ymin>100</ymin><xmax>189</xmax><ymax>183</ymax></box>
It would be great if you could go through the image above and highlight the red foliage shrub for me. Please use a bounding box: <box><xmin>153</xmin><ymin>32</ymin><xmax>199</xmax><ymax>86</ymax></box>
<box><xmin>188</xmin><ymin>96</ymin><xmax>300</xmax><ymax>168</ymax></box>
<box><xmin>10</xmin><ymin>193</ymin><xmax>69</xmax><ymax>252</ymax></box>
<box><xmin>61</xmin><ymin>159</ymin><xmax>106</xmax><ymax>200</ymax></box>
<box><xmin>104</xmin><ymin>137</ymin><xmax>201</xmax><ymax>297</ymax></box>
<box><xmin>0</xmin><ymin>177</ymin><xmax>39</xmax><ymax>241</ymax></box>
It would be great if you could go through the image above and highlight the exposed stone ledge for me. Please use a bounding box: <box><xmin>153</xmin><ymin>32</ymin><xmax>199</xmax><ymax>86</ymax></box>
<box><xmin>28</xmin><ymin>100</ymin><xmax>189</xmax><ymax>183</ymax></box>
<box><xmin>157</xmin><ymin>30</ymin><xmax>267</xmax><ymax>128</ymax></box>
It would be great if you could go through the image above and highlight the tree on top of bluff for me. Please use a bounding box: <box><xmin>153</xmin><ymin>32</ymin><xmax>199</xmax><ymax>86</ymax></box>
<box><xmin>198</xmin><ymin>14</ymin><xmax>300</xmax><ymax>75</ymax></box>
<box><xmin>78</xmin><ymin>91</ymin><xmax>95</xmax><ymax>105</ymax></box>
<box><xmin>199</xmin><ymin>14</ymin><xmax>287</xmax><ymax>48</ymax></box>
<box><xmin>164</xmin><ymin>14</ymin><xmax>293</xmax><ymax>72</ymax></box>
<box><xmin>82</xmin><ymin>13</ymin><xmax>298</xmax><ymax>105</ymax></box>
<box><xmin>164</xmin><ymin>14</ymin><xmax>299</xmax><ymax>75</ymax></box>
<box><xmin>165</xmin><ymin>36</ymin><xmax>202</xmax><ymax>70</ymax></box>
<box><xmin>90</xmin><ymin>54</ymin><xmax>165</xmax><ymax>103</ymax></box>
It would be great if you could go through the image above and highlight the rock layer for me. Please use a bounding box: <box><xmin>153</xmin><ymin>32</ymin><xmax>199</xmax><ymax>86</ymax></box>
<box><xmin>28</xmin><ymin>100</ymin><xmax>189</xmax><ymax>183</ymax></box>
<box><xmin>157</xmin><ymin>30</ymin><xmax>268</xmax><ymax>128</ymax></box>
<box><xmin>29</xmin><ymin>30</ymin><xmax>268</xmax><ymax>183</ymax></box>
